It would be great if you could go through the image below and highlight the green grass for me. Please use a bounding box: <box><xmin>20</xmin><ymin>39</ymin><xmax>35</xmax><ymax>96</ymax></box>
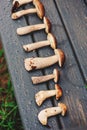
<box><xmin>85</xmin><ymin>85</ymin><xmax>87</xmax><ymax>89</ymax></box>
<box><xmin>0</xmin><ymin>49</ymin><xmax>4</xmax><ymax>57</ymax></box>
<box><xmin>0</xmin><ymin>43</ymin><xmax>24</xmax><ymax>130</ymax></box>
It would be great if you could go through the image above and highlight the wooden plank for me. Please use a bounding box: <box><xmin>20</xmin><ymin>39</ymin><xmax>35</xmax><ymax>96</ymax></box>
<box><xmin>26</xmin><ymin>0</ymin><xmax>87</xmax><ymax>129</ymax></box>
<box><xmin>22</xmin><ymin>4</ymin><xmax>60</xmax><ymax>130</ymax></box>
<box><xmin>0</xmin><ymin>1</ymin><xmax>59</xmax><ymax>130</ymax></box>
<box><xmin>0</xmin><ymin>0</ymin><xmax>87</xmax><ymax>130</ymax></box>
<box><xmin>44</xmin><ymin>0</ymin><xmax>87</xmax><ymax>129</ymax></box>
<box><xmin>84</xmin><ymin>0</ymin><xmax>87</xmax><ymax>5</ymax></box>
<box><xmin>65</xmin><ymin>126</ymin><xmax>87</xmax><ymax>130</ymax></box>
<box><xmin>55</xmin><ymin>0</ymin><xmax>87</xmax><ymax>83</ymax></box>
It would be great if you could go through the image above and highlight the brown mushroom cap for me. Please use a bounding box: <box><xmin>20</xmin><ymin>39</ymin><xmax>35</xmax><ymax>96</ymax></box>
<box><xmin>47</xmin><ymin>33</ymin><xmax>57</xmax><ymax>49</ymax></box>
<box><xmin>58</xmin><ymin>103</ymin><xmax>67</xmax><ymax>116</ymax></box>
<box><xmin>53</xmin><ymin>68</ymin><xmax>59</xmax><ymax>83</ymax></box>
<box><xmin>55</xmin><ymin>84</ymin><xmax>63</xmax><ymax>100</ymax></box>
<box><xmin>54</xmin><ymin>49</ymin><xmax>65</xmax><ymax>67</ymax></box>
<box><xmin>43</xmin><ymin>17</ymin><xmax>51</xmax><ymax>33</ymax></box>
<box><xmin>34</xmin><ymin>0</ymin><xmax>45</xmax><ymax>19</ymax></box>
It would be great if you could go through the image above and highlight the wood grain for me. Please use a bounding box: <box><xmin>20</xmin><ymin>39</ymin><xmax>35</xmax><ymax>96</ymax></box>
<box><xmin>0</xmin><ymin>0</ymin><xmax>87</xmax><ymax>130</ymax></box>
<box><xmin>55</xmin><ymin>0</ymin><xmax>87</xmax><ymax>83</ymax></box>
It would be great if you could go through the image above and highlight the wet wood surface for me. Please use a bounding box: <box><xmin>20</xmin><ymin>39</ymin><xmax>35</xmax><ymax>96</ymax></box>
<box><xmin>0</xmin><ymin>0</ymin><xmax>87</xmax><ymax>130</ymax></box>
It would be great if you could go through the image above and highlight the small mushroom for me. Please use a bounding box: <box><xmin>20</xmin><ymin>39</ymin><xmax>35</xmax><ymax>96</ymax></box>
<box><xmin>31</xmin><ymin>68</ymin><xmax>59</xmax><ymax>84</ymax></box>
<box><xmin>23</xmin><ymin>33</ymin><xmax>57</xmax><ymax>52</ymax></box>
<box><xmin>12</xmin><ymin>0</ymin><xmax>45</xmax><ymax>19</ymax></box>
<box><xmin>24</xmin><ymin>49</ymin><xmax>65</xmax><ymax>71</ymax></box>
<box><xmin>12</xmin><ymin>0</ymin><xmax>38</xmax><ymax>12</ymax></box>
<box><xmin>35</xmin><ymin>84</ymin><xmax>63</xmax><ymax>106</ymax></box>
<box><xmin>38</xmin><ymin>102</ymin><xmax>67</xmax><ymax>125</ymax></box>
<box><xmin>17</xmin><ymin>16</ymin><xmax>51</xmax><ymax>35</ymax></box>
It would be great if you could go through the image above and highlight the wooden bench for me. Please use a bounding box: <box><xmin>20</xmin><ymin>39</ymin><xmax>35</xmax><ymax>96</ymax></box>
<box><xmin>0</xmin><ymin>0</ymin><xmax>87</xmax><ymax>130</ymax></box>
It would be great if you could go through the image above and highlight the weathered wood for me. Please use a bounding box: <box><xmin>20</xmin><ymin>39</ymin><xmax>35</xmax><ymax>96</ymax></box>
<box><xmin>26</xmin><ymin>0</ymin><xmax>87</xmax><ymax>129</ymax></box>
<box><xmin>0</xmin><ymin>0</ymin><xmax>87</xmax><ymax>130</ymax></box>
<box><xmin>0</xmin><ymin>1</ymin><xmax>59</xmax><ymax>130</ymax></box>
<box><xmin>55</xmin><ymin>0</ymin><xmax>87</xmax><ymax>83</ymax></box>
<box><xmin>22</xmin><ymin>5</ymin><xmax>60</xmax><ymax>130</ymax></box>
<box><xmin>65</xmin><ymin>126</ymin><xmax>87</xmax><ymax>130</ymax></box>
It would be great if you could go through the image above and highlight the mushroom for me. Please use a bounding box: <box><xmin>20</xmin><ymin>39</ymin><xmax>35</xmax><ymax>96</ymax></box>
<box><xmin>35</xmin><ymin>84</ymin><xmax>63</xmax><ymax>106</ymax></box>
<box><xmin>24</xmin><ymin>49</ymin><xmax>65</xmax><ymax>71</ymax></box>
<box><xmin>23</xmin><ymin>33</ymin><xmax>57</xmax><ymax>52</ymax></box>
<box><xmin>31</xmin><ymin>68</ymin><xmax>59</xmax><ymax>84</ymax></box>
<box><xmin>17</xmin><ymin>16</ymin><xmax>51</xmax><ymax>35</ymax></box>
<box><xmin>12</xmin><ymin>0</ymin><xmax>45</xmax><ymax>19</ymax></box>
<box><xmin>12</xmin><ymin>0</ymin><xmax>38</xmax><ymax>11</ymax></box>
<box><xmin>38</xmin><ymin>102</ymin><xmax>67</xmax><ymax>125</ymax></box>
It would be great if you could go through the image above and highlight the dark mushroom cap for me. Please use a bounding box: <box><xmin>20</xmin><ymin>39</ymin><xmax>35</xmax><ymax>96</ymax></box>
<box><xmin>53</xmin><ymin>69</ymin><xmax>59</xmax><ymax>83</ymax></box>
<box><xmin>13</xmin><ymin>0</ymin><xmax>20</xmax><ymax>6</ymax></box>
<box><xmin>54</xmin><ymin>49</ymin><xmax>65</xmax><ymax>67</ymax></box>
<box><xmin>12</xmin><ymin>1</ymin><xmax>20</xmax><ymax>13</ymax></box>
<box><xmin>34</xmin><ymin>0</ymin><xmax>45</xmax><ymax>19</ymax></box>
<box><xmin>47</xmin><ymin>33</ymin><xmax>57</xmax><ymax>49</ymax></box>
<box><xmin>43</xmin><ymin>17</ymin><xmax>51</xmax><ymax>33</ymax></box>
<box><xmin>55</xmin><ymin>84</ymin><xmax>62</xmax><ymax>100</ymax></box>
<box><xmin>58</xmin><ymin>103</ymin><xmax>67</xmax><ymax>116</ymax></box>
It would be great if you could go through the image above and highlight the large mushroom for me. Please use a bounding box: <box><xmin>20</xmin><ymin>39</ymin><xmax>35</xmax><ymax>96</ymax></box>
<box><xmin>31</xmin><ymin>68</ymin><xmax>59</xmax><ymax>84</ymax></box>
<box><xmin>17</xmin><ymin>16</ymin><xmax>51</xmax><ymax>35</ymax></box>
<box><xmin>38</xmin><ymin>102</ymin><xmax>67</xmax><ymax>125</ymax></box>
<box><xmin>12</xmin><ymin>0</ymin><xmax>45</xmax><ymax>19</ymax></box>
<box><xmin>35</xmin><ymin>84</ymin><xmax>63</xmax><ymax>106</ymax></box>
<box><xmin>12</xmin><ymin>0</ymin><xmax>39</xmax><ymax>12</ymax></box>
<box><xmin>24</xmin><ymin>49</ymin><xmax>65</xmax><ymax>71</ymax></box>
<box><xmin>23</xmin><ymin>33</ymin><xmax>57</xmax><ymax>52</ymax></box>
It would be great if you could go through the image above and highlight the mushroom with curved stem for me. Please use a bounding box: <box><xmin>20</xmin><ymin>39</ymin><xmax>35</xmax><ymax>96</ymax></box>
<box><xmin>12</xmin><ymin>0</ymin><xmax>45</xmax><ymax>19</ymax></box>
<box><xmin>35</xmin><ymin>84</ymin><xmax>63</xmax><ymax>106</ymax></box>
<box><xmin>38</xmin><ymin>102</ymin><xmax>67</xmax><ymax>125</ymax></box>
<box><xmin>23</xmin><ymin>33</ymin><xmax>57</xmax><ymax>52</ymax></box>
<box><xmin>24</xmin><ymin>49</ymin><xmax>65</xmax><ymax>71</ymax></box>
<box><xmin>12</xmin><ymin>0</ymin><xmax>39</xmax><ymax>12</ymax></box>
<box><xmin>17</xmin><ymin>16</ymin><xmax>51</xmax><ymax>35</ymax></box>
<box><xmin>31</xmin><ymin>68</ymin><xmax>59</xmax><ymax>84</ymax></box>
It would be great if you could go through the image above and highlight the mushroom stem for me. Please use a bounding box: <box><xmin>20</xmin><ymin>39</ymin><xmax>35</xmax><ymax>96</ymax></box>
<box><xmin>24</xmin><ymin>55</ymin><xmax>58</xmax><ymax>71</ymax></box>
<box><xmin>12</xmin><ymin>0</ymin><xmax>45</xmax><ymax>19</ymax></box>
<box><xmin>17</xmin><ymin>24</ymin><xmax>45</xmax><ymax>35</ymax></box>
<box><xmin>35</xmin><ymin>90</ymin><xmax>56</xmax><ymax>106</ymax></box>
<box><xmin>12</xmin><ymin>9</ymin><xmax>37</xmax><ymax>19</ymax></box>
<box><xmin>17</xmin><ymin>17</ymin><xmax>51</xmax><ymax>35</ymax></box>
<box><xmin>31</xmin><ymin>68</ymin><xmax>59</xmax><ymax>84</ymax></box>
<box><xmin>38</xmin><ymin>107</ymin><xmax>61</xmax><ymax>125</ymax></box>
<box><xmin>41</xmin><ymin>107</ymin><xmax>62</xmax><ymax>117</ymax></box>
<box><xmin>38</xmin><ymin>103</ymin><xmax>67</xmax><ymax>125</ymax></box>
<box><xmin>23</xmin><ymin>40</ymin><xmax>49</xmax><ymax>52</ymax></box>
<box><xmin>24</xmin><ymin>49</ymin><xmax>65</xmax><ymax>71</ymax></box>
<box><xmin>32</xmin><ymin>74</ymin><xmax>54</xmax><ymax>84</ymax></box>
<box><xmin>35</xmin><ymin>84</ymin><xmax>62</xmax><ymax>106</ymax></box>
<box><xmin>23</xmin><ymin>33</ymin><xmax>57</xmax><ymax>52</ymax></box>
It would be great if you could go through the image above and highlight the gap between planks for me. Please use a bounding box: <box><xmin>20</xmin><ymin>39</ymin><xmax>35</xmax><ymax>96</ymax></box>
<box><xmin>53</xmin><ymin>0</ymin><xmax>86</xmax><ymax>85</ymax></box>
<box><xmin>22</xmin><ymin>5</ymin><xmax>63</xmax><ymax>130</ymax></box>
